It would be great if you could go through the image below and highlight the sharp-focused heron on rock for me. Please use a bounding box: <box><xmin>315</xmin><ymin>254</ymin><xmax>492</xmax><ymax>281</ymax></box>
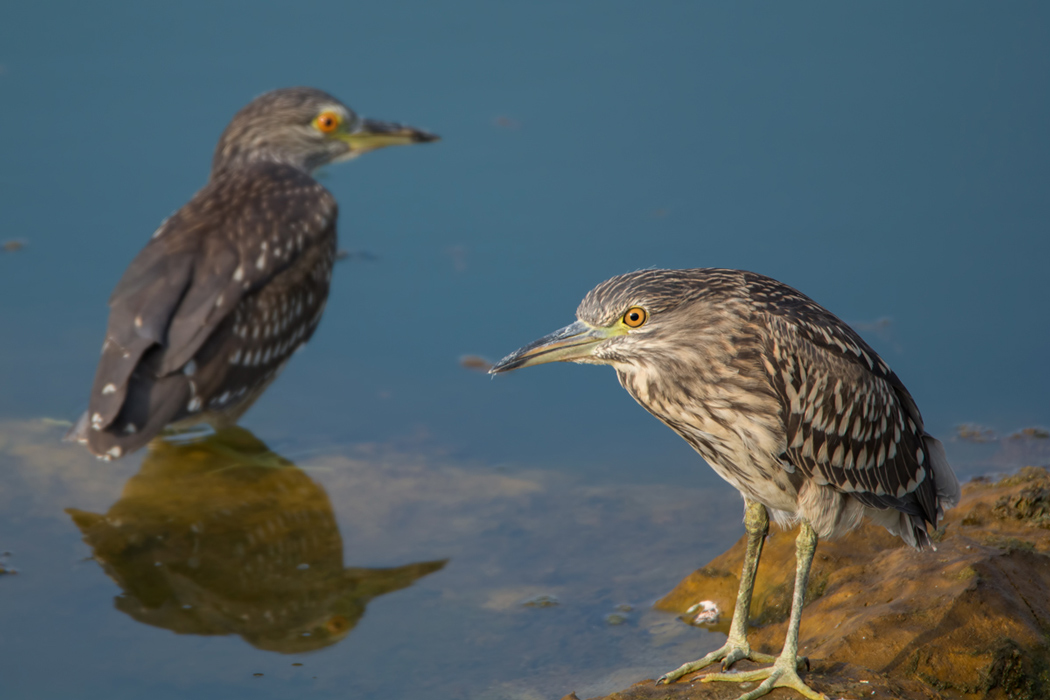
<box><xmin>69</xmin><ymin>87</ymin><xmax>438</xmax><ymax>460</ymax></box>
<box><xmin>490</xmin><ymin>268</ymin><xmax>960</xmax><ymax>700</ymax></box>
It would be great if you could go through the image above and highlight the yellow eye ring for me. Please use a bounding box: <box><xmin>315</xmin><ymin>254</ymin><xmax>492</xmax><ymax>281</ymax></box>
<box><xmin>314</xmin><ymin>110</ymin><xmax>342</xmax><ymax>134</ymax></box>
<box><xmin>622</xmin><ymin>306</ymin><xmax>648</xmax><ymax>328</ymax></box>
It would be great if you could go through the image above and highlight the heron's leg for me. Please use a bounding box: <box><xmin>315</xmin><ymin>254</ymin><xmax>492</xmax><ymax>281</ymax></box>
<box><xmin>699</xmin><ymin>521</ymin><xmax>827</xmax><ymax>700</ymax></box>
<box><xmin>659</xmin><ymin>500</ymin><xmax>776</xmax><ymax>684</ymax></box>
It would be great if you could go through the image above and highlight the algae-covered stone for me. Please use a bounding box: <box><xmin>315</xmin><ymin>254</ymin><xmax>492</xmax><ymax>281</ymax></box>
<box><xmin>636</xmin><ymin>468</ymin><xmax>1050</xmax><ymax>700</ymax></box>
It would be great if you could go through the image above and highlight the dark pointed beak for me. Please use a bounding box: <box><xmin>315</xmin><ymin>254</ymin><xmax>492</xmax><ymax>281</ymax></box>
<box><xmin>343</xmin><ymin>118</ymin><xmax>439</xmax><ymax>154</ymax></box>
<box><xmin>489</xmin><ymin>321</ymin><xmax>616</xmax><ymax>374</ymax></box>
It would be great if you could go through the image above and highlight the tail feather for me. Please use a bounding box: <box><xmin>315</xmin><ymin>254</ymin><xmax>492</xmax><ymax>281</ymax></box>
<box><xmin>80</xmin><ymin>373</ymin><xmax>191</xmax><ymax>460</ymax></box>
<box><xmin>924</xmin><ymin>434</ymin><xmax>960</xmax><ymax>522</ymax></box>
<box><xmin>861</xmin><ymin>435</ymin><xmax>959</xmax><ymax>551</ymax></box>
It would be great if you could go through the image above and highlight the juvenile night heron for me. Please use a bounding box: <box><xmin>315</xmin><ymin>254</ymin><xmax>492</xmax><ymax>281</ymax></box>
<box><xmin>68</xmin><ymin>87</ymin><xmax>438</xmax><ymax>460</ymax></box>
<box><xmin>490</xmin><ymin>268</ymin><xmax>960</xmax><ymax>700</ymax></box>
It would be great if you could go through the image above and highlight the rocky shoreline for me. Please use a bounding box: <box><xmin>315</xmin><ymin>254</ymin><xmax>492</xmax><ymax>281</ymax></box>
<box><xmin>571</xmin><ymin>467</ymin><xmax>1050</xmax><ymax>700</ymax></box>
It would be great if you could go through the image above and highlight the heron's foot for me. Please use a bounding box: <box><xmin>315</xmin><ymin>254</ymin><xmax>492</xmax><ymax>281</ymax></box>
<box><xmin>699</xmin><ymin>654</ymin><xmax>826</xmax><ymax>700</ymax></box>
<box><xmin>656</xmin><ymin>641</ymin><xmax>776</xmax><ymax>684</ymax></box>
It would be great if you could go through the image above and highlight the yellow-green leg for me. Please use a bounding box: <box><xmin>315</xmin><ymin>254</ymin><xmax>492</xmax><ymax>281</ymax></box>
<box><xmin>659</xmin><ymin>500</ymin><xmax>776</xmax><ymax>684</ymax></box>
<box><xmin>699</xmin><ymin>520</ymin><xmax>827</xmax><ymax>700</ymax></box>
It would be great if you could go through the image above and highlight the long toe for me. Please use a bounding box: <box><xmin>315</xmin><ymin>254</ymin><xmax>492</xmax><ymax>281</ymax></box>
<box><xmin>658</xmin><ymin>643</ymin><xmax>776</xmax><ymax>684</ymax></box>
<box><xmin>700</xmin><ymin>659</ymin><xmax>827</xmax><ymax>700</ymax></box>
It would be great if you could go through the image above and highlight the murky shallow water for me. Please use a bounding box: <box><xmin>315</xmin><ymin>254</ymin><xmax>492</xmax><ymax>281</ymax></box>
<box><xmin>1</xmin><ymin>420</ymin><xmax>743</xmax><ymax>700</ymax></box>
<box><xmin>1</xmin><ymin>2</ymin><xmax>1048</xmax><ymax>699</ymax></box>
<box><xmin>2</xmin><ymin>420</ymin><xmax>1045</xmax><ymax>699</ymax></box>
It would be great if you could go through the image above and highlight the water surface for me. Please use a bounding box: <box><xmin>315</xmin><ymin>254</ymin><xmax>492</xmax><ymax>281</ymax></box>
<box><xmin>1</xmin><ymin>3</ymin><xmax>1048</xmax><ymax>699</ymax></box>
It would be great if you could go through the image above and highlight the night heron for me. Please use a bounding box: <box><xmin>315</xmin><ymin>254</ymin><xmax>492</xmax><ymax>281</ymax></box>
<box><xmin>490</xmin><ymin>268</ymin><xmax>960</xmax><ymax>700</ymax></box>
<box><xmin>68</xmin><ymin>87</ymin><xmax>438</xmax><ymax>460</ymax></box>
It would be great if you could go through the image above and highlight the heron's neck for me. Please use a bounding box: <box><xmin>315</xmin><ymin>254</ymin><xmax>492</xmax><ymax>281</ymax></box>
<box><xmin>211</xmin><ymin>146</ymin><xmax>312</xmax><ymax>180</ymax></box>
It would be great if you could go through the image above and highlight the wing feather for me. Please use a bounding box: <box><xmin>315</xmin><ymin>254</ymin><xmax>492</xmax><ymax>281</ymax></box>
<box><xmin>78</xmin><ymin>163</ymin><xmax>336</xmax><ymax>454</ymax></box>
<box><xmin>748</xmin><ymin>274</ymin><xmax>948</xmax><ymax>533</ymax></box>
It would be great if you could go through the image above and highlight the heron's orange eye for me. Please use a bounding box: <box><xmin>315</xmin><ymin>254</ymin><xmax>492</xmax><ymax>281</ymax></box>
<box><xmin>315</xmin><ymin>111</ymin><xmax>341</xmax><ymax>133</ymax></box>
<box><xmin>623</xmin><ymin>307</ymin><xmax>648</xmax><ymax>328</ymax></box>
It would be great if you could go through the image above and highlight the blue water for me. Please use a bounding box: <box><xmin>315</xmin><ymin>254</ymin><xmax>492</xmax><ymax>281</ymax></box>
<box><xmin>1</xmin><ymin>3</ymin><xmax>1048</xmax><ymax>699</ymax></box>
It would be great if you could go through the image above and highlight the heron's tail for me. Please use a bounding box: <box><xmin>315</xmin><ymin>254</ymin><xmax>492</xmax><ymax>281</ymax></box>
<box><xmin>924</xmin><ymin>434</ymin><xmax>960</xmax><ymax>524</ymax></box>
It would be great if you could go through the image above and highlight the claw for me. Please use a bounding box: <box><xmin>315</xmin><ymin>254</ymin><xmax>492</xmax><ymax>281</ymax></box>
<box><xmin>721</xmin><ymin>648</ymin><xmax>775</xmax><ymax>671</ymax></box>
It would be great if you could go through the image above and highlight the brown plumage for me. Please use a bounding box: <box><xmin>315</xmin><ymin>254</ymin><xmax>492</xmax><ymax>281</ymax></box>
<box><xmin>69</xmin><ymin>87</ymin><xmax>438</xmax><ymax>459</ymax></box>
<box><xmin>490</xmin><ymin>267</ymin><xmax>960</xmax><ymax>700</ymax></box>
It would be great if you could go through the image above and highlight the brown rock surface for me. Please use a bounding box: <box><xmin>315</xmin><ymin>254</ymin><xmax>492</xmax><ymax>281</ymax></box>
<box><xmin>586</xmin><ymin>468</ymin><xmax>1050</xmax><ymax>700</ymax></box>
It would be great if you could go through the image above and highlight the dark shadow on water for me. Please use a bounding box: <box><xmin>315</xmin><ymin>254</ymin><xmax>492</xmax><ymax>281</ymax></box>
<box><xmin>65</xmin><ymin>426</ymin><xmax>447</xmax><ymax>654</ymax></box>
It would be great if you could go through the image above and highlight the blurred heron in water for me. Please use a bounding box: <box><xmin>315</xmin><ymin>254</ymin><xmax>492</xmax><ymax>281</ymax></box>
<box><xmin>491</xmin><ymin>268</ymin><xmax>959</xmax><ymax>700</ymax></box>
<box><xmin>69</xmin><ymin>87</ymin><xmax>438</xmax><ymax>459</ymax></box>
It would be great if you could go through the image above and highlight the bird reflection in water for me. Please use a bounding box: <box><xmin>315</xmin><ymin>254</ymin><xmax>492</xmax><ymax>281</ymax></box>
<box><xmin>66</xmin><ymin>427</ymin><xmax>446</xmax><ymax>653</ymax></box>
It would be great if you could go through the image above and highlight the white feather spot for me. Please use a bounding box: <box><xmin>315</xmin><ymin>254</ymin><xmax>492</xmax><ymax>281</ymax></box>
<box><xmin>102</xmin><ymin>383</ymin><xmax>117</xmax><ymax>395</ymax></box>
<box><xmin>816</xmin><ymin>440</ymin><xmax>829</xmax><ymax>463</ymax></box>
<box><xmin>812</xmin><ymin>406</ymin><xmax>825</xmax><ymax>433</ymax></box>
<box><xmin>851</xmin><ymin>415</ymin><xmax>863</xmax><ymax>440</ymax></box>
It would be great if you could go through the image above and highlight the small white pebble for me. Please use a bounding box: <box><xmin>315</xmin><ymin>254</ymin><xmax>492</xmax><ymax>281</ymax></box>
<box><xmin>686</xmin><ymin>600</ymin><xmax>720</xmax><ymax>625</ymax></box>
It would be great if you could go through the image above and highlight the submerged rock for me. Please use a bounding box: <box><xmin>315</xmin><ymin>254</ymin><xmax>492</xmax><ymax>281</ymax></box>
<box><xmin>585</xmin><ymin>467</ymin><xmax>1050</xmax><ymax>700</ymax></box>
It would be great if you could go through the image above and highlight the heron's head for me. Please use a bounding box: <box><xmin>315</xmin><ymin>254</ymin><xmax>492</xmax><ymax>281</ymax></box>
<box><xmin>212</xmin><ymin>87</ymin><xmax>439</xmax><ymax>177</ymax></box>
<box><xmin>490</xmin><ymin>269</ymin><xmax>727</xmax><ymax>375</ymax></box>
